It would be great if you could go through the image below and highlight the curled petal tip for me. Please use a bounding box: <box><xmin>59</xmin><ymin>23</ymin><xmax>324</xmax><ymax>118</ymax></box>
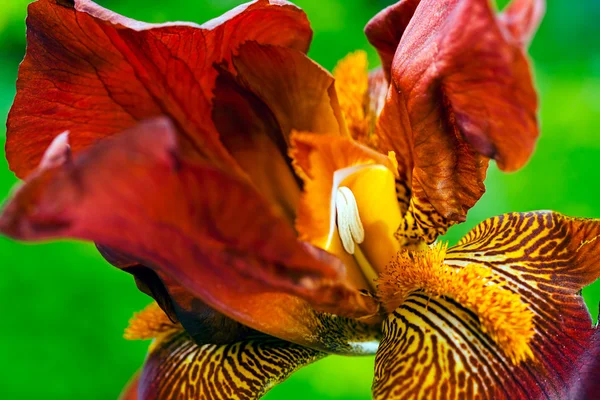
<box><xmin>39</xmin><ymin>131</ymin><xmax>72</xmax><ymax>170</ymax></box>
<box><xmin>499</xmin><ymin>0</ymin><xmax>546</xmax><ymax>47</ymax></box>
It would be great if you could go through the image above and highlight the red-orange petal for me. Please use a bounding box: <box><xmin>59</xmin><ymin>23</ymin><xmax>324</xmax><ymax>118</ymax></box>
<box><xmin>389</xmin><ymin>0</ymin><xmax>540</xmax><ymax>172</ymax></box>
<box><xmin>364</xmin><ymin>0</ymin><xmax>420</xmax><ymax>82</ymax></box>
<box><xmin>232</xmin><ymin>42</ymin><xmax>345</xmax><ymax>137</ymax></box>
<box><xmin>210</xmin><ymin>42</ymin><xmax>352</xmax><ymax>225</ymax></box>
<box><xmin>498</xmin><ymin>0</ymin><xmax>546</xmax><ymax>47</ymax></box>
<box><xmin>7</xmin><ymin>0</ymin><xmax>312</xmax><ymax>178</ymax></box>
<box><xmin>365</xmin><ymin>0</ymin><xmax>541</xmax><ymax>243</ymax></box>
<box><xmin>212</xmin><ymin>67</ymin><xmax>301</xmax><ymax>224</ymax></box>
<box><xmin>118</xmin><ymin>371</ymin><xmax>140</xmax><ymax>400</ymax></box>
<box><xmin>0</xmin><ymin>118</ymin><xmax>378</xmax><ymax>353</ymax></box>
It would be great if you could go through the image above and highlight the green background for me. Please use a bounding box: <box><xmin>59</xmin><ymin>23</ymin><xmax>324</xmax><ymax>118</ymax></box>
<box><xmin>0</xmin><ymin>0</ymin><xmax>599</xmax><ymax>398</ymax></box>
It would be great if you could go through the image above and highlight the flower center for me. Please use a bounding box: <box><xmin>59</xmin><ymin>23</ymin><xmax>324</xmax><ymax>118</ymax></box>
<box><xmin>377</xmin><ymin>243</ymin><xmax>535</xmax><ymax>364</ymax></box>
<box><xmin>327</xmin><ymin>163</ymin><xmax>402</xmax><ymax>290</ymax></box>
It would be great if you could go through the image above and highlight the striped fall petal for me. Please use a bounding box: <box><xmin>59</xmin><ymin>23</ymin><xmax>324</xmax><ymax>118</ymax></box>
<box><xmin>121</xmin><ymin>303</ymin><xmax>326</xmax><ymax>400</ymax></box>
<box><xmin>373</xmin><ymin>211</ymin><xmax>600</xmax><ymax>399</ymax></box>
<box><xmin>139</xmin><ymin>331</ymin><xmax>325</xmax><ymax>400</ymax></box>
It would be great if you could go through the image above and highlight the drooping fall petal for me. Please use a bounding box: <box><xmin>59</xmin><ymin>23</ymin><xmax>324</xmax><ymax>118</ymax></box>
<box><xmin>570</xmin><ymin>329</ymin><xmax>600</xmax><ymax>400</ymax></box>
<box><xmin>365</xmin><ymin>0</ymin><xmax>541</xmax><ymax>245</ymax></box>
<box><xmin>142</xmin><ymin>332</ymin><xmax>325</xmax><ymax>400</ymax></box>
<box><xmin>0</xmin><ymin>118</ymin><xmax>379</xmax><ymax>354</ymax></box>
<box><xmin>373</xmin><ymin>211</ymin><xmax>600</xmax><ymax>399</ymax></box>
<box><xmin>7</xmin><ymin>0</ymin><xmax>312</xmax><ymax>178</ymax></box>
<box><xmin>123</xmin><ymin>303</ymin><xmax>327</xmax><ymax>399</ymax></box>
<box><xmin>141</xmin><ymin>330</ymin><xmax>325</xmax><ymax>400</ymax></box>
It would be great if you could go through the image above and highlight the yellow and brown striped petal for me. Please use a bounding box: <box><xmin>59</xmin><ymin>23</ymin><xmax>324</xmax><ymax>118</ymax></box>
<box><xmin>121</xmin><ymin>302</ymin><xmax>330</xmax><ymax>399</ymax></box>
<box><xmin>139</xmin><ymin>330</ymin><xmax>326</xmax><ymax>400</ymax></box>
<box><xmin>373</xmin><ymin>211</ymin><xmax>600</xmax><ymax>399</ymax></box>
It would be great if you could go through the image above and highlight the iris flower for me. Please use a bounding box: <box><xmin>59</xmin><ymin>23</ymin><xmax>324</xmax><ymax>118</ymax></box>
<box><xmin>1</xmin><ymin>0</ymin><xmax>598</xmax><ymax>399</ymax></box>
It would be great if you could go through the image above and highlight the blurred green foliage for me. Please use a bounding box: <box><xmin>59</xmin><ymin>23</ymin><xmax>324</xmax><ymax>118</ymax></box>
<box><xmin>0</xmin><ymin>0</ymin><xmax>598</xmax><ymax>398</ymax></box>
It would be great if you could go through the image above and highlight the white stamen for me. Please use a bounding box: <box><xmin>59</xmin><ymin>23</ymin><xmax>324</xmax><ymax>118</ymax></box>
<box><xmin>335</xmin><ymin>186</ymin><xmax>364</xmax><ymax>254</ymax></box>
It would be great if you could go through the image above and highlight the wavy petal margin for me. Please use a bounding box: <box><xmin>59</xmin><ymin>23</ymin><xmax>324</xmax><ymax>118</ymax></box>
<box><xmin>373</xmin><ymin>211</ymin><xmax>600</xmax><ymax>399</ymax></box>
<box><xmin>7</xmin><ymin>0</ymin><xmax>312</xmax><ymax>178</ymax></box>
<box><xmin>365</xmin><ymin>0</ymin><xmax>542</xmax><ymax>244</ymax></box>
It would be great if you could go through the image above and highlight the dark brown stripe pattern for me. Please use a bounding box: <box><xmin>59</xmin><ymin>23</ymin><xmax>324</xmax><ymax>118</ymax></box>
<box><xmin>140</xmin><ymin>331</ymin><xmax>326</xmax><ymax>400</ymax></box>
<box><xmin>395</xmin><ymin>197</ymin><xmax>451</xmax><ymax>246</ymax></box>
<box><xmin>374</xmin><ymin>211</ymin><xmax>600</xmax><ymax>399</ymax></box>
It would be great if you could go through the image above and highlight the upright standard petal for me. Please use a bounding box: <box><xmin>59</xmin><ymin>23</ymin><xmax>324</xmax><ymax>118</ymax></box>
<box><xmin>373</xmin><ymin>212</ymin><xmax>600</xmax><ymax>399</ymax></box>
<box><xmin>211</xmin><ymin>42</ymin><xmax>348</xmax><ymax>223</ymax></box>
<box><xmin>231</xmin><ymin>42</ymin><xmax>345</xmax><ymax>138</ymax></box>
<box><xmin>364</xmin><ymin>0</ymin><xmax>420</xmax><ymax>82</ymax></box>
<box><xmin>0</xmin><ymin>118</ymin><xmax>379</xmax><ymax>354</ymax></box>
<box><xmin>366</xmin><ymin>0</ymin><xmax>542</xmax><ymax>245</ymax></box>
<box><xmin>7</xmin><ymin>0</ymin><xmax>312</xmax><ymax>178</ymax></box>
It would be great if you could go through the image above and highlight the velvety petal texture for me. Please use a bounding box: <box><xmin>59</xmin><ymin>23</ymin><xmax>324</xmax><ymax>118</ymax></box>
<box><xmin>0</xmin><ymin>118</ymin><xmax>379</xmax><ymax>354</ymax></box>
<box><xmin>365</xmin><ymin>0</ymin><xmax>542</xmax><ymax>245</ymax></box>
<box><xmin>373</xmin><ymin>212</ymin><xmax>600</xmax><ymax>399</ymax></box>
<box><xmin>7</xmin><ymin>0</ymin><xmax>312</xmax><ymax>178</ymax></box>
<box><xmin>570</xmin><ymin>329</ymin><xmax>600</xmax><ymax>400</ymax></box>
